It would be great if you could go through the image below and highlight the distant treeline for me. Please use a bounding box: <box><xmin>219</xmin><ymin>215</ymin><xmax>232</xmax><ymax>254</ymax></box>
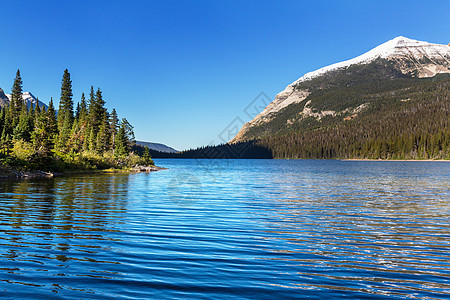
<box><xmin>134</xmin><ymin>141</ymin><xmax>273</xmax><ymax>159</ymax></box>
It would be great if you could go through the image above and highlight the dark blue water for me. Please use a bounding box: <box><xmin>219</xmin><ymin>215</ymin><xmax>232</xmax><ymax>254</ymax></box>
<box><xmin>0</xmin><ymin>159</ymin><xmax>449</xmax><ymax>299</ymax></box>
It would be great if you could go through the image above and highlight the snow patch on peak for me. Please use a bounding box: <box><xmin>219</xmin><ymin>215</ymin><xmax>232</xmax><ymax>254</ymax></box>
<box><xmin>6</xmin><ymin>92</ymin><xmax>38</xmax><ymax>103</ymax></box>
<box><xmin>5</xmin><ymin>92</ymin><xmax>47</xmax><ymax>108</ymax></box>
<box><xmin>292</xmin><ymin>36</ymin><xmax>450</xmax><ymax>84</ymax></box>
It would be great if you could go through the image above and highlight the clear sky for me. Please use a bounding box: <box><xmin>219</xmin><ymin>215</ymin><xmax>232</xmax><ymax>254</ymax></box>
<box><xmin>0</xmin><ymin>0</ymin><xmax>449</xmax><ymax>150</ymax></box>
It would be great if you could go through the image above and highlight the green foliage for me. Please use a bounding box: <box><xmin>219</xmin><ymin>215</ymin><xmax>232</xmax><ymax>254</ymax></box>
<box><xmin>110</xmin><ymin>108</ymin><xmax>118</xmax><ymax>152</ymax></box>
<box><xmin>256</xmin><ymin>78</ymin><xmax>450</xmax><ymax>159</ymax></box>
<box><xmin>0</xmin><ymin>131</ymin><xmax>13</xmax><ymax>156</ymax></box>
<box><xmin>88</xmin><ymin>87</ymin><xmax>106</xmax><ymax>133</ymax></box>
<box><xmin>57</xmin><ymin>69</ymin><xmax>74</xmax><ymax>131</ymax></box>
<box><xmin>12</xmin><ymin>139</ymin><xmax>34</xmax><ymax>160</ymax></box>
<box><xmin>9</xmin><ymin>69</ymin><xmax>24</xmax><ymax>122</ymax></box>
<box><xmin>0</xmin><ymin>69</ymin><xmax>141</xmax><ymax>172</ymax></box>
<box><xmin>32</xmin><ymin>106</ymin><xmax>53</xmax><ymax>155</ymax></box>
<box><xmin>142</xmin><ymin>146</ymin><xmax>154</xmax><ymax>165</ymax></box>
<box><xmin>115</xmin><ymin>124</ymin><xmax>128</xmax><ymax>156</ymax></box>
<box><xmin>13</xmin><ymin>106</ymin><xmax>31</xmax><ymax>141</ymax></box>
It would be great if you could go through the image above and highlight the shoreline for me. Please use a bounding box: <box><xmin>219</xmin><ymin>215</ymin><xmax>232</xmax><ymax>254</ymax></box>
<box><xmin>0</xmin><ymin>165</ymin><xmax>166</xmax><ymax>180</ymax></box>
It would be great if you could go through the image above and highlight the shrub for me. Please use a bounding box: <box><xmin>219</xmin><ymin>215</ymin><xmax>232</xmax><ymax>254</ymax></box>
<box><xmin>12</xmin><ymin>140</ymin><xmax>35</xmax><ymax>160</ymax></box>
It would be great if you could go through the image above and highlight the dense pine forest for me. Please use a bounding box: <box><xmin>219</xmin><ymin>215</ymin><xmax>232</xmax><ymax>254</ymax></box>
<box><xmin>256</xmin><ymin>75</ymin><xmax>449</xmax><ymax>159</ymax></box>
<box><xmin>0</xmin><ymin>69</ymin><xmax>153</xmax><ymax>173</ymax></box>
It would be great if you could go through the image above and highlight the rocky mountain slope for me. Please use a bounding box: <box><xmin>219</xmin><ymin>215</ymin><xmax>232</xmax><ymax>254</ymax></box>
<box><xmin>0</xmin><ymin>88</ymin><xmax>9</xmax><ymax>107</ymax></box>
<box><xmin>232</xmin><ymin>36</ymin><xmax>450</xmax><ymax>143</ymax></box>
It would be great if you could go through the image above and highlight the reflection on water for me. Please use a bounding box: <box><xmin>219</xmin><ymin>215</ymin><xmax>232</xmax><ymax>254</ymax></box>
<box><xmin>0</xmin><ymin>160</ymin><xmax>449</xmax><ymax>299</ymax></box>
<box><xmin>0</xmin><ymin>175</ymin><xmax>130</xmax><ymax>296</ymax></box>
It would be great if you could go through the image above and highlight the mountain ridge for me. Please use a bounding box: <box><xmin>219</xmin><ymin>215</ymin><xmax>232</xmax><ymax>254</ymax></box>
<box><xmin>294</xmin><ymin>36</ymin><xmax>450</xmax><ymax>84</ymax></box>
<box><xmin>231</xmin><ymin>36</ymin><xmax>450</xmax><ymax>143</ymax></box>
<box><xmin>135</xmin><ymin>140</ymin><xmax>178</xmax><ymax>153</ymax></box>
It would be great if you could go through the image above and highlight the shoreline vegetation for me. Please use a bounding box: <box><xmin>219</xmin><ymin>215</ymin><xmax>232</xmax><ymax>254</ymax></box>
<box><xmin>0</xmin><ymin>69</ymin><xmax>158</xmax><ymax>179</ymax></box>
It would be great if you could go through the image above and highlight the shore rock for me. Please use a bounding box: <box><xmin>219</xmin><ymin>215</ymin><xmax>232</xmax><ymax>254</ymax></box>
<box><xmin>131</xmin><ymin>165</ymin><xmax>167</xmax><ymax>172</ymax></box>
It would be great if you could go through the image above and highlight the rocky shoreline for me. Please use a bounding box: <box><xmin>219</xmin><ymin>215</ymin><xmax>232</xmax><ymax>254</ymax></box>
<box><xmin>0</xmin><ymin>165</ymin><xmax>166</xmax><ymax>180</ymax></box>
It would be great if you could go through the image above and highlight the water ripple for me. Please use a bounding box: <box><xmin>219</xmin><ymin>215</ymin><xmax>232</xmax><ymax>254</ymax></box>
<box><xmin>0</xmin><ymin>160</ymin><xmax>448</xmax><ymax>299</ymax></box>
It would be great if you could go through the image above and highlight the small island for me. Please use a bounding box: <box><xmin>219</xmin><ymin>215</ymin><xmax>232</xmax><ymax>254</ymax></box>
<box><xmin>0</xmin><ymin>69</ymin><xmax>159</xmax><ymax>179</ymax></box>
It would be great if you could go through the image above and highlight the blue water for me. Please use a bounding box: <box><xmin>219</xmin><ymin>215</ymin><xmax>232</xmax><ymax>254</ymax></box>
<box><xmin>0</xmin><ymin>159</ymin><xmax>449</xmax><ymax>299</ymax></box>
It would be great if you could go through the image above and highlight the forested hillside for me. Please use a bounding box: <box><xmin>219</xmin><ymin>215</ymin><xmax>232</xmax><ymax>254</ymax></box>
<box><xmin>230</xmin><ymin>59</ymin><xmax>450</xmax><ymax>160</ymax></box>
<box><xmin>256</xmin><ymin>74</ymin><xmax>449</xmax><ymax>159</ymax></box>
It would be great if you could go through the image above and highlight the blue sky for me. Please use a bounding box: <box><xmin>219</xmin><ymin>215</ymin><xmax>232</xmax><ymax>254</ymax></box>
<box><xmin>0</xmin><ymin>0</ymin><xmax>449</xmax><ymax>150</ymax></box>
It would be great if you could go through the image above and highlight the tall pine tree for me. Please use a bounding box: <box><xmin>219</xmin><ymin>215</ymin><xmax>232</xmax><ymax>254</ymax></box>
<box><xmin>57</xmin><ymin>69</ymin><xmax>74</xmax><ymax>150</ymax></box>
<box><xmin>57</xmin><ymin>69</ymin><xmax>74</xmax><ymax>131</ymax></box>
<box><xmin>7</xmin><ymin>69</ymin><xmax>24</xmax><ymax>128</ymax></box>
<box><xmin>110</xmin><ymin>108</ymin><xmax>119</xmax><ymax>153</ymax></box>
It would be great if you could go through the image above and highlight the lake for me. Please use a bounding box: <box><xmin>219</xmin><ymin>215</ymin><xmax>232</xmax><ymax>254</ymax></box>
<box><xmin>0</xmin><ymin>159</ymin><xmax>449</xmax><ymax>299</ymax></box>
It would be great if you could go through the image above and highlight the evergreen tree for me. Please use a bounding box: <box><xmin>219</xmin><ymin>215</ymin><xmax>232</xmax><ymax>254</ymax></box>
<box><xmin>110</xmin><ymin>108</ymin><xmax>119</xmax><ymax>153</ymax></box>
<box><xmin>32</xmin><ymin>105</ymin><xmax>53</xmax><ymax>156</ymax></box>
<box><xmin>142</xmin><ymin>146</ymin><xmax>154</xmax><ymax>165</ymax></box>
<box><xmin>57</xmin><ymin>117</ymin><xmax>72</xmax><ymax>151</ymax></box>
<box><xmin>57</xmin><ymin>69</ymin><xmax>74</xmax><ymax>131</ymax></box>
<box><xmin>6</xmin><ymin>69</ymin><xmax>24</xmax><ymax>131</ymax></box>
<box><xmin>10</xmin><ymin>69</ymin><xmax>24</xmax><ymax>119</ymax></box>
<box><xmin>96</xmin><ymin>111</ymin><xmax>110</xmax><ymax>153</ymax></box>
<box><xmin>79</xmin><ymin>93</ymin><xmax>88</xmax><ymax>122</ymax></box>
<box><xmin>75</xmin><ymin>102</ymin><xmax>80</xmax><ymax>120</ymax></box>
<box><xmin>13</xmin><ymin>105</ymin><xmax>31</xmax><ymax>141</ymax></box>
<box><xmin>115</xmin><ymin>124</ymin><xmax>128</xmax><ymax>156</ymax></box>
<box><xmin>121</xmin><ymin>118</ymin><xmax>135</xmax><ymax>148</ymax></box>
<box><xmin>88</xmin><ymin>86</ymin><xmax>96</xmax><ymax>126</ymax></box>
<box><xmin>115</xmin><ymin>118</ymin><xmax>135</xmax><ymax>156</ymax></box>
<box><xmin>28</xmin><ymin>102</ymin><xmax>35</xmax><ymax>132</ymax></box>
<box><xmin>88</xmin><ymin>126</ymin><xmax>96</xmax><ymax>152</ymax></box>
<box><xmin>88</xmin><ymin>87</ymin><xmax>106</xmax><ymax>133</ymax></box>
<box><xmin>47</xmin><ymin>98</ymin><xmax>58</xmax><ymax>149</ymax></box>
<box><xmin>57</xmin><ymin>69</ymin><xmax>74</xmax><ymax>150</ymax></box>
<box><xmin>35</xmin><ymin>100</ymin><xmax>41</xmax><ymax>116</ymax></box>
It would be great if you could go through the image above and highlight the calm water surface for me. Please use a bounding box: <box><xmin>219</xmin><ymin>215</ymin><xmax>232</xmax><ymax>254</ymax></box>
<box><xmin>0</xmin><ymin>159</ymin><xmax>449</xmax><ymax>299</ymax></box>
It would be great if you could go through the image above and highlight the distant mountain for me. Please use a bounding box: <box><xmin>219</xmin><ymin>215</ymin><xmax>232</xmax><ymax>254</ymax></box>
<box><xmin>232</xmin><ymin>36</ymin><xmax>450</xmax><ymax>143</ymax></box>
<box><xmin>0</xmin><ymin>89</ymin><xmax>48</xmax><ymax>110</ymax></box>
<box><xmin>136</xmin><ymin>140</ymin><xmax>178</xmax><ymax>153</ymax></box>
<box><xmin>230</xmin><ymin>36</ymin><xmax>450</xmax><ymax>159</ymax></box>
<box><xmin>4</xmin><ymin>91</ymin><xmax>48</xmax><ymax>109</ymax></box>
<box><xmin>0</xmin><ymin>88</ymin><xmax>9</xmax><ymax>107</ymax></box>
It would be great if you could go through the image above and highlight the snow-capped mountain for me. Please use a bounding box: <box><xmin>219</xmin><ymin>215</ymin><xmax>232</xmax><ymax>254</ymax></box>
<box><xmin>231</xmin><ymin>36</ymin><xmax>450</xmax><ymax>142</ymax></box>
<box><xmin>3</xmin><ymin>91</ymin><xmax>48</xmax><ymax>109</ymax></box>
<box><xmin>295</xmin><ymin>36</ymin><xmax>450</xmax><ymax>83</ymax></box>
